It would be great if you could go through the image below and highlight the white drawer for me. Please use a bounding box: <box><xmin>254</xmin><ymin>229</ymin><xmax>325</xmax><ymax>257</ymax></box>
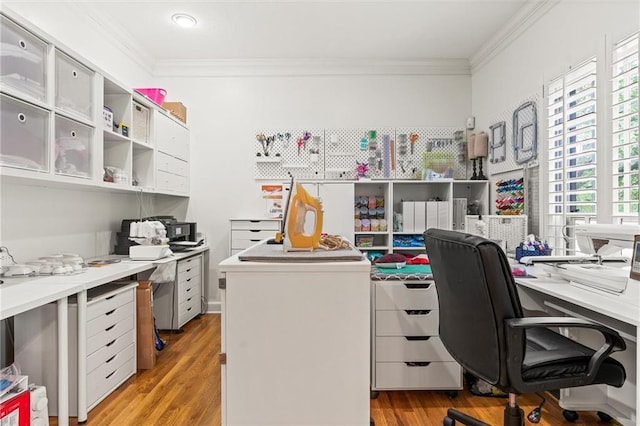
<box><xmin>87</xmin><ymin>301</ymin><xmax>134</xmax><ymax>338</ymax></box>
<box><xmin>375</xmin><ymin>336</ymin><xmax>455</xmax><ymax>362</ymax></box>
<box><xmin>156</xmin><ymin>151</ymin><xmax>172</xmax><ymax>173</ymax></box>
<box><xmin>87</xmin><ymin>328</ymin><xmax>135</xmax><ymax>373</ymax></box>
<box><xmin>231</xmin><ymin>220</ymin><xmax>280</xmax><ymax>231</ymax></box>
<box><xmin>375</xmin><ymin>310</ymin><xmax>439</xmax><ymax>336</ymax></box>
<box><xmin>178</xmin><ymin>264</ymin><xmax>200</xmax><ymax>283</ymax></box>
<box><xmin>87</xmin><ymin>344</ymin><xmax>135</xmax><ymax>407</ymax></box>
<box><xmin>232</xmin><ymin>229</ymin><xmax>276</xmax><ymax>241</ymax></box>
<box><xmin>0</xmin><ymin>93</ymin><xmax>49</xmax><ymax>172</ymax></box>
<box><xmin>55</xmin><ymin>49</ymin><xmax>93</xmax><ymax>120</ymax></box>
<box><xmin>87</xmin><ymin>288</ymin><xmax>134</xmax><ymax>321</ymax></box>
<box><xmin>232</xmin><ymin>237</ymin><xmax>265</xmax><ymax>250</ymax></box>
<box><xmin>178</xmin><ymin>297</ymin><xmax>200</xmax><ymax>326</ymax></box>
<box><xmin>375</xmin><ymin>281</ymin><xmax>438</xmax><ymax>310</ymax></box>
<box><xmin>87</xmin><ymin>314</ymin><xmax>134</xmax><ymax>355</ymax></box>
<box><xmin>178</xmin><ymin>277</ymin><xmax>200</xmax><ymax>303</ymax></box>
<box><xmin>178</xmin><ymin>255</ymin><xmax>201</xmax><ymax>273</ymax></box>
<box><xmin>0</xmin><ymin>15</ymin><xmax>48</xmax><ymax>102</ymax></box>
<box><xmin>375</xmin><ymin>361</ymin><xmax>462</xmax><ymax>389</ymax></box>
<box><xmin>156</xmin><ymin>152</ymin><xmax>188</xmax><ymax>177</ymax></box>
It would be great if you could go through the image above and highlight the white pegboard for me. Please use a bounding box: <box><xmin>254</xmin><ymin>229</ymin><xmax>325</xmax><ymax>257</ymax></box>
<box><xmin>465</xmin><ymin>214</ymin><xmax>528</xmax><ymax>252</ymax></box>
<box><xmin>255</xmin><ymin>127</ymin><xmax>466</xmax><ymax>180</ymax></box>
<box><xmin>487</xmin><ymin>94</ymin><xmax>541</xmax><ymax>176</ymax></box>
<box><xmin>254</xmin><ymin>128</ymin><xmax>325</xmax><ymax>180</ymax></box>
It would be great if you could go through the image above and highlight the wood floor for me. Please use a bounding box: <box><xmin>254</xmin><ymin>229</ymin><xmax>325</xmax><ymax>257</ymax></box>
<box><xmin>52</xmin><ymin>314</ymin><xmax>611</xmax><ymax>425</ymax></box>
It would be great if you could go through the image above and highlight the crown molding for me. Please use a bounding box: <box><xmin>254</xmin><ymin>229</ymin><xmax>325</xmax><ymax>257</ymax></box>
<box><xmin>153</xmin><ymin>58</ymin><xmax>471</xmax><ymax>77</ymax></box>
<box><xmin>469</xmin><ymin>0</ymin><xmax>560</xmax><ymax>74</ymax></box>
<box><xmin>74</xmin><ymin>3</ymin><xmax>156</xmax><ymax>77</ymax></box>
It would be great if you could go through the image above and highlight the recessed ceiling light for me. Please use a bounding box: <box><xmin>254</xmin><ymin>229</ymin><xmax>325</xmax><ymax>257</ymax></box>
<box><xmin>171</xmin><ymin>13</ymin><xmax>197</xmax><ymax>28</ymax></box>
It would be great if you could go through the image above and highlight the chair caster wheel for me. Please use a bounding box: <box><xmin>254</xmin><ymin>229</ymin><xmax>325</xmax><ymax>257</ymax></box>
<box><xmin>370</xmin><ymin>390</ymin><xmax>379</xmax><ymax>399</ymax></box>
<box><xmin>597</xmin><ymin>411</ymin><xmax>613</xmax><ymax>422</ymax></box>
<box><xmin>370</xmin><ymin>416</ymin><xmax>375</xmax><ymax>426</ymax></box>
<box><xmin>446</xmin><ymin>390</ymin><xmax>458</xmax><ymax>399</ymax></box>
<box><xmin>562</xmin><ymin>409</ymin><xmax>579</xmax><ymax>422</ymax></box>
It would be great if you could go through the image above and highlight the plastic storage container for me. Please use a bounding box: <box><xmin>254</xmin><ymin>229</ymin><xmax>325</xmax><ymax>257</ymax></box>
<box><xmin>55</xmin><ymin>49</ymin><xmax>94</xmax><ymax>119</ymax></box>
<box><xmin>0</xmin><ymin>15</ymin><xmax>48</xmax><ymax>102</ymax></box>
<box><xmin>135</xmin><ymin>88</ymin><xmax>166</xmax><ymax>106</ymax></box>
<box><xmin>55</xmin><ymin>115</ymin><xmax>92</xmax><ymax>178</ymax></box>
<box><xmin>0</xmin><ymin>93</ymin><xmax>49</xmax><ymax>171</ymax></box>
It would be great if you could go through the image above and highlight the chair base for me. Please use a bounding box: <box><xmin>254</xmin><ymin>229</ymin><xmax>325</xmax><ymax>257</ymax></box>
<box><xmin>443</xmin><ymin>399</ymin><xmax>524</xmax><ymax>426</ymax></box>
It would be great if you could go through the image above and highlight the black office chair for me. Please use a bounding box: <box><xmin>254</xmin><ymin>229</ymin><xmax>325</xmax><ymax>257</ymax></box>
<box><xmin>423</xmin><ymin>229</ymin><xmax>626</xmax><ymax>426</ymax></box>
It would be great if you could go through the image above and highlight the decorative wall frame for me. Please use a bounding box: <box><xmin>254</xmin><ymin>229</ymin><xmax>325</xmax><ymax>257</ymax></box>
<box><xmin>512</xmin><ymin>101</ymin><xmax>538</xmax><ymax>165</ymax></box>
<box><xmin>489</xmin><ymin>121</ymin><xmax>506</xmax><ymax>164</ymax></box>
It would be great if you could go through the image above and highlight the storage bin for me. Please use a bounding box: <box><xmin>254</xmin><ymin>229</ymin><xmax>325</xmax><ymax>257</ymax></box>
<box><xmin>0</xmin><ymin>15</ymin><xmax>48</xmax><ymax>101</ymax></box>
<box><xmin>163</xmin><ymin>101</ymin><xmax>187</xmax><ymax>123</ymax></box>
<box><xmin>55</xmin><ymin>50</ymin><xmax>94</xmax><ymax>119</ymax></box>
<box><xmin>135</xmin><ymin>88</ymin><xmax>166</xmax><ymax>106</ymax></box>
<box><xmin>355</xmin><ymin>234</ymin><xmax>374</xmax><ymax>247</ymax></box>
<box><xmin>132</xmin><ymin>102</ymin><xmax>149</xmax><ymax>143</ymax></box>
<box><xmin>55</xmin><ymin>115</ymin><xmax>92</xmax><ymax>178</ymax></box>
<box><xmin>0</xmin><ymin>93</ymin><xmax>49</xmax><ymax>172</ymax></box>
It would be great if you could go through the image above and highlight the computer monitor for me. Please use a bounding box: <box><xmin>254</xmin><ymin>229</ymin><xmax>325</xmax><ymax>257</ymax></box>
<box><xmin>574</xmin><ymin>223</ymin><xmax>640</xmax><ymax>256</ymax></box>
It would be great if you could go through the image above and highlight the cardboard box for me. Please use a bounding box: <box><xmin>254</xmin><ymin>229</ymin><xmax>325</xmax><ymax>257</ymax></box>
<box><xmin>163</xmin><ymin>102</ymin><xmax>187</xmax><ymax>124</ymax></box>
<box><xmin>136</xmin><ymin>280</ymin><xmax>157</xmax><ymax>370</ymax></box>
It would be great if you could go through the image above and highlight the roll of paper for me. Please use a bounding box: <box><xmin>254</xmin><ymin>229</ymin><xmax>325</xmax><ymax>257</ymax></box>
<box><xmin>475</xmin><ymin>131</ymin><xmax>489</xmax><ymax>158</ymax></box>
<box><xmin>467</xmin><ymin>133</ymin><xmax>477</xmax><ymax>159</ymax></box>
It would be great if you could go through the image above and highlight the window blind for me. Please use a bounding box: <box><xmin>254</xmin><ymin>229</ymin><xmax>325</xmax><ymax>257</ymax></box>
<box><xmin>546</xmin><ymin>58</ymin><xmax>597</xmax><ymax>254</ymax></box>
<box><xmin>611</xmin><ymin>33</ymin><xmax>639</xmax><ymax>223</ymax></box>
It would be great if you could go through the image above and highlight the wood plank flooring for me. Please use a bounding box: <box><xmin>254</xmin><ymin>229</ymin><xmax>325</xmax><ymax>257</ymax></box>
<box><xmin>51</xmin><ymin>314</ymin><xmax>611</xmax><ymax>425</ymax></box>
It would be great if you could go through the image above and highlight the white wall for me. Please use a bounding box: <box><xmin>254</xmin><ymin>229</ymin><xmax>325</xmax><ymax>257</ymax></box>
<box><xmin>472</xmin><ymin>0</ymin><xmax>640</xmax><ymax>230</ymax></box>
<box><xmin>157</xmin><ymin>73</ymin><xmax>472</xmax><ymax>305</ymax></box>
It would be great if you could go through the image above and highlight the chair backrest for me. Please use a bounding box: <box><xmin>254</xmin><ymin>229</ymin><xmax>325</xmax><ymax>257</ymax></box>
<box><xmin>424</xmin><ymin>228</ymin><xmax>524</xmax><ymax>388</ymax></box>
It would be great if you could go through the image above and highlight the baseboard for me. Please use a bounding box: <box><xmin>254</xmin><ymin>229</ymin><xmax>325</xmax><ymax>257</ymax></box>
<box><xmin>207</xmin><ymin>301</ymin><xmax>221</xmax><ymax>313</ymax></box>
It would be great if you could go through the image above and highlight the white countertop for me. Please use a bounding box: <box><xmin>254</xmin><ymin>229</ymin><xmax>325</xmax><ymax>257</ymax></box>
<box><xmin>0</xmin><ymin>245</ymin><xmax>209</xmax><ymax>319</ymax></box>
<box><xmin>515</xmin><ymin>273</ymin><xmax>639</xmax><ymax>327</ymax></box>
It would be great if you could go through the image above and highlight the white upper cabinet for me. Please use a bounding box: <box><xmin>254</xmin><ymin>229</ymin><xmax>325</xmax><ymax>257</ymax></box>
<box><xmin>0</xmin><ymin>8</ymin><xmax>190</xmax><ymax>197</ymax></box>
<box><xmin>0</xmin><ymin>14</ymin><xmax>48</xmax><ymax>103</ymax></box>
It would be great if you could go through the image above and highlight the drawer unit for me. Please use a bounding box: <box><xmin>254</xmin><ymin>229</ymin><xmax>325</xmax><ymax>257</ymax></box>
<box><xmin>229</xmin><ymin>219</ymin><xmax>281</xmax><ymax>255</ymax></box>
<box><xmin>371</xmin><ymin>278</ymin><xmax>462</xmax><ymax>392</ymax></box>
<box><xmin>0</xmin><ymin>93</ymin><xmax>49</xmax><ymax>171</ymax></box>
<box><xmin>55</xmin><ymin>114</ymin><xmax>92</xmax><ymax>178</ymax></box>
<box><xmin>375</xmin><ymin>361</ymin><xmax>462</xmax><ymax>389</ymax></box>
<box><xmin>14</xmin><ymin>282</ymin><xmax>138</xmax><ymax>416</ymax></box>
<box><xmin>154</xmin><ymin>253</ymin><xmax>203</xmax><ymax>330</ymax></box>
<box><xmin>375</xmin><ymin>281</ymin><xmax>438</xmax><ymax>310</ymax></box>
<box><xmin>0</xmin><ymin>15</ymin><xmax>48</xmax><ymax>101</ymax></box>
<box><xmin>375</xmin><ymin>309</ymin><xmax>439</xmax><ymax>336</ymax></box>
<box><xmin>55</xmin><ymin>49</ymin><xmax>94</xmax><ymax>120</ymax></box>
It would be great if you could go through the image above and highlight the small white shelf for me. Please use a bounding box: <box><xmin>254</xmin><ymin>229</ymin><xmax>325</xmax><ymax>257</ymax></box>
<box><xmin>356</xmin><ymin>245</ymin><xmax>388</xmax><ymax>250</ymax></box>
<box><xmin>256</xmin><ymin>157</ymin><xmax>282</xmax><ymax>163</ymax></box>
<box><xmin>103</xmin><ymin>129</ymin><xmax>130</xmax><ymax>142</ymax></box>
<box><xmin>355</xmin><ymin>231</ymin><xmax>388</xmax><ymax>235</ymax></box>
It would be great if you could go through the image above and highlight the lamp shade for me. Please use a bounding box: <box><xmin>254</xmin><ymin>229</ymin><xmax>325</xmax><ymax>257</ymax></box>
<box><xmin>474</xmin><ymin>131</ymin><xmax>489</xmax><ymax>158</ymax></box>
<box><xmin>467</xmin><ymin>133</ymin><xmax>477</xmax><ymax>159</ymax></box>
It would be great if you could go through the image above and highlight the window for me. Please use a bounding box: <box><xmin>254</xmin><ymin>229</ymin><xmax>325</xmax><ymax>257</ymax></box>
<box><xmin>611</xmin><ymin>33</ymin><xmax>639</xmax><ymax>222</ymax></box>
<box><xmin>546</xmin><ymin>58</ymin><xmax>598</xmax><ymax>254</ymax></box>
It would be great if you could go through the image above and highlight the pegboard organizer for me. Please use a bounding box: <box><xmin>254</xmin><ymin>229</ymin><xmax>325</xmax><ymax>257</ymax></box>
<box><xmin>255</xmin><ymin>127</ymin><xmax>466</xmax><ymax>180</ymax></box>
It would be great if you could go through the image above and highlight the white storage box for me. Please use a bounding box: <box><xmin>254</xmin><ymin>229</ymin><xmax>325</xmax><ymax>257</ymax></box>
<box><xmin>129</xmin><ymin>245</ymin><xmax>171</xmax><ymax>260</ymax></box>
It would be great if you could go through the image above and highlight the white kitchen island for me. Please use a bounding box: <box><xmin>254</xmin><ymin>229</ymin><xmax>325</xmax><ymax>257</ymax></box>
<box><xmin>218</xmin><ymin>241</ymin><xmax>371</xmax><ymax>426</ymax></box>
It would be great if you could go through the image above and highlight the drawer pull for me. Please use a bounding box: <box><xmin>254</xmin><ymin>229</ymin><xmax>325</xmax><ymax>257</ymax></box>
<box><xmin>404</xmin><ymin>310</ymin><xmax>431</xmax><ymax>315</ymax></box>
<box><xmin>186</xmin><ymin>268</ymin><xmax>191</xmax><ymax>273</ymax></box>
<box><xmin>186</xmin><ymin>278</ymin><xmax>192</xmax><ymax>283</ymax></box>
<box><xmin>105</xmin><ymin>295</ymin><xmax>116</xmax><ymax>300</ymax></box>
<box><xmin>249</xmin><ymin>229</ymin><xmax>260</xmax><ymax>233</ymax></box>
<box><xmin>187</xmin><ymin>307</ymin><xmax>192</xmax><ymax>312</ymax></box>
<box><xmin>105</xmin><ymin>371</ymin><xmax>116</xmax><ymax>379</ymax></box>
<box><xmin>187</xmin><ymin>297</ymin><xmax>192</xmax><ymax>302</ymax></box>
<box><xmin>249</xmin><ymin>220</ymin><xmax>260</xmax><ymax>223</ymax></box>
<box><xmin>105</xmin><ymin>339</ymin><xmax>116</xmax><ymax>347</ymax></box>
<box><xmin>105</xmin><ymin>309</ymin><xmax>116</xmax><ymax>316</ymax></box>
<box><xmin>405</xmin><ymin>362</ymin><xmax>430</xmax><ymax>367</ymax></box>
<box><xmin>404</xmin><ymin>283</ymin><xmax>431</xmax><ymax>289</ymax></box>
<box><xmin>250</xmin><ymin>239</ymin><xmax>261</xmax><ymax>242</ymax></box>
<box><xmin>405</xmin><ymin>336</ymin><xmax>431</xmax><ymax>341</ymax></box>
<box><xmin>106</xmin><ymin>355</ymin><xmax>116</xmax><ymax>363</ymax></box>
<box><xmin>186</xmin><ymin>287</ymin><xmax>192</xmax><ymax>292</ymax></box>
<box><xmin>105</xmin><ymin>325</ymin><xmax>115</xmax><ymax>332</ymax></box>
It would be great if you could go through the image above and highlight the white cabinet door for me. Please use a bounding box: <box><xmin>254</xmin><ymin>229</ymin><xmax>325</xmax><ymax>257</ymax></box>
<box><xmin>318</xmin><ymin>182</ymin><xmax>354</xmax><ymax>243</ymax></box>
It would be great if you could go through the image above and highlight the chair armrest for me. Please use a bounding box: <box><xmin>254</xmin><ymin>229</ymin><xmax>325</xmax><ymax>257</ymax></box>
<box><xmin>504</xmin><ymin>317</ymin><xmax>626</xmax><ymax>391</ymax></box>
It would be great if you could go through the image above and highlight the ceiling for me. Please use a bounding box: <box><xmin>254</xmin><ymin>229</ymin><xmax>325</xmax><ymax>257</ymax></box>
<box><xmin>75</xmin><ymin>0</ymin><xmax>533</xmax><ymax>66</ymax></box>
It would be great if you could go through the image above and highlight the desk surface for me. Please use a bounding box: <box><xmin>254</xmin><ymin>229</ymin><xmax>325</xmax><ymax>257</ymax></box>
<box><xmin>0</xmin><ymin>246</ymin><xmax>209</xmax><ymax>320</ymax></box>
<box><xmin>515</xmin><ymin>273</ymin><xmax>639</xmax><ymax>327</ymax></box>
